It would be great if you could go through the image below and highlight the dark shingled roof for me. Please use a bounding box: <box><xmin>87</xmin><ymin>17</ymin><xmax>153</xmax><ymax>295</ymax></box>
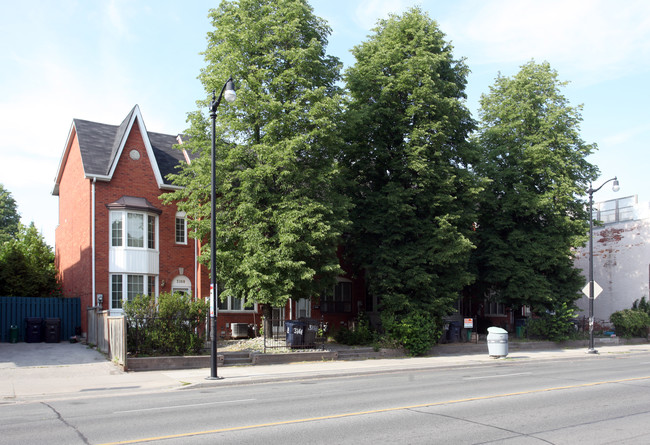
<box><xmin>71</xmin><ymin>105</ymin><xmax>186</xmax><ymax>185</ymax></box>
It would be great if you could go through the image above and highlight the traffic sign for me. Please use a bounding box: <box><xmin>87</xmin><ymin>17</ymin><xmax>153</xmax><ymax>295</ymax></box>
<box><xmin>582</xmin><ymin>281</ymin><xmax>603</xmax><ymax>299</ymax></box>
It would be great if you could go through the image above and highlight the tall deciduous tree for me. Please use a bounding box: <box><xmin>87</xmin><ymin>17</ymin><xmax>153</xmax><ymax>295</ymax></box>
<box><xmin>473</xmin><ymin>61</ymin><xmax>598</xmax><ymax>312</ymax></box>
<box><xmin>341</xmin><ymin>7</ymin><xmax>480</xmax><ymax>351</ymax></box>
<box><xmin>0</xmin><ymin>184</ymin><xmax>20</xmax><ymax>244</ymax></box>
<box><xmin>165</xmin><ymin>0</ymin><xmax>348</xmax><ymax>319</ymax></box>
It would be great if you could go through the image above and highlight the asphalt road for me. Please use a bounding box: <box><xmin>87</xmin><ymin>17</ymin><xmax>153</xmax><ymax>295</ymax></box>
<box><xmin>3</xmin><ymin>351</ymin><xmax>650</xmax><ymax>444</ymax></box>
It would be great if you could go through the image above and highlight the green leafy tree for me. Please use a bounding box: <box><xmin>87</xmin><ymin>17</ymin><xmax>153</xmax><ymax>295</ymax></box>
<box><xmin>0</xmin><ymin>184</ymin><xmax>20</xmax><ymax>244</ymax></box>
<box><xmin>165</xmin><ymin>0</ymin><xmax>349</xmax><ymax>324</ymax></box>
<box><xmin>341</xmin><ymin>8</ymin><xmax>480</xmax><ymax>353</ymax></box>
<box><xmin>473</xmin><ymin>61</ymin><xmax>599</xmax><ymax>312</ymax></box>
<box><xmin>0</xmin><ymin>223</ymin><xmax>60</xmax><ymax>297</ymax></box>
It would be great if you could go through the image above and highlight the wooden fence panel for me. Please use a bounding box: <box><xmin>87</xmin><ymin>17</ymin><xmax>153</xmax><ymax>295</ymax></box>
<box><xmin>96</xmin><ymin>311</ymin><xmax>109</xmax><ymax>354</ymax></box>
<box><xmin>87</xmin><ymin>307</ymin><xmax>98</xmax><ymax>346</ymax></box>
<box><xmin>0</xmin><ymin>297</ymin><xmax>81</xmax><ymax>342</ymax></box>
<box><xmin>108</xmin><ymin>316</ymin><xmax>126</xmax><ymax>366</ymax></box>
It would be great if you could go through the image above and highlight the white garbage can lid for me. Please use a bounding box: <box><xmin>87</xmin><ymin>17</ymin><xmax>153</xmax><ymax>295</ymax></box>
<box><xmin>487</xmin><ymin>327</ymin><xmax>508</xmax><ymax>334</ymax></box>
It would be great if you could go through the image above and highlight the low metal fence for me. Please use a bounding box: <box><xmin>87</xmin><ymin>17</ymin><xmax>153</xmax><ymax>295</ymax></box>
<box><xmin>126</xmin><ymin>316</ymin><xmax>206</xmax><ymax>356</ymax></box>
<box><xmin>262</xmin><ymin>317</ymin><xmax>326</xmax><ymax>352</ymax></box>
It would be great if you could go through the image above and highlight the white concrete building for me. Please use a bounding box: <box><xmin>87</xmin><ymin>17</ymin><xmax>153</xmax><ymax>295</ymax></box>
<box><xmin>574</xmin><ymin>196</ymin><xmax>650</xmax><ymax>323</ymax></box>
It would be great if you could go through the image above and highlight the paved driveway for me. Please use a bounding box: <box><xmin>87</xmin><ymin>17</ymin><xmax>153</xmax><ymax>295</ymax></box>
<box><xmin>0</xmin><ymin>341</ymin><xmax>108</xmax><ymax>368</ymax></box>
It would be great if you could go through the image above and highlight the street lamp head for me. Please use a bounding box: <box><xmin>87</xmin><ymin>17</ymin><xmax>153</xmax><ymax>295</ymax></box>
<box><xmin>224</xmin><ymin>78</ymin><xmax>236</xmax><ymax>103</ymax></box>
<box><xmin>612</xmin><ymin>177</ymin><xmax>620</xmax><ymax>192</ymax></box>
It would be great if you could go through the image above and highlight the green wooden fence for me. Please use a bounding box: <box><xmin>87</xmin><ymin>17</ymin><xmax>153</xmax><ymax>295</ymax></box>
<box><xmin>0</xmin><ymin>297</ymin><xmax>81</xmax><ymax>342</ymax></box>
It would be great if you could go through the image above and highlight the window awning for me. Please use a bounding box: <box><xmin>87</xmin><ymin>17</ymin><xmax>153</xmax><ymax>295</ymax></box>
<box><xmin>106</xmin><ymin>196</ymin><xmax>162</xmax><ymax>215</ymax></box>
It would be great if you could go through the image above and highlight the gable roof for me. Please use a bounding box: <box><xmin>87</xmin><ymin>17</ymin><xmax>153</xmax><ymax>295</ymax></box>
<box><xmin>53</xmin><ymin>105</ymin><xmax>191</xmax><ymax>195</ymax></box>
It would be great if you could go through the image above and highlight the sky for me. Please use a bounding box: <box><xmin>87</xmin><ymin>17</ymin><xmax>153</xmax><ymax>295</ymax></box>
<box><xmin>1</xmin><ymin>0</ymin><xmax>649</xmax><ymax>248</ymax></box>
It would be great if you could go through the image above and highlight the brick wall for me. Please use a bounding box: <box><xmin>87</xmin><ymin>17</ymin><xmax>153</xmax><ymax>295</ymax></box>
<box><xmin>55</xmin><ymin>129</ymin><xmax>93</xmax><ymax>333</ymax></box>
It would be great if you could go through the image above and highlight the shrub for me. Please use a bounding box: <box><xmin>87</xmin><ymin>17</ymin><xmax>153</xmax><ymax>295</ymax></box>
<box><xmin>124</xmin><ymin>292</ymin><xmax>209</xmax><ymax>356</ymax></box>
<box><xmin>383</xmin><ymin>310</ymin><xmax>442</xmax><ymax>356</ymax></box>
<box><xmin>610</xmin><ymin>309</ymin><xmax>650</xmax><ymax>338</ymax></box>
<box><xmin>632</xmin><ymin>297</ymin><xmax>650</xmax><ymax>315</ymax></box>
<box><xmin>526</xmin><ymin>302</ymin><xmax>576</xmax><ymax>342</ymax></box>
<box><xmin>334</xmin><ymin>313</ymin><xmax>375</xmax><ymax>345</ymax></box>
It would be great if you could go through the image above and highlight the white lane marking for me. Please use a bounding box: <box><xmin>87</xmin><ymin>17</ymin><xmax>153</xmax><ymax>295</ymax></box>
<box><xmin>463</xmin><ymin>372</ymin><xmax>532</xmax><ymax>380</ymax></box>
<box><xmin>115</xmin><ymin>398</ymin><xmax>256</xmax><ymax>414</ymax></box>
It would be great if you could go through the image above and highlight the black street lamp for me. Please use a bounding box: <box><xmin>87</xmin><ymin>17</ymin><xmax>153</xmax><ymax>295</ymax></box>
<box><xmin>207</xmin><ymin>77</ymin><xmax>236</xmax><ymax>380</ymax></box>
<box><xmin>586</xmin><ymin>176</ymin><xmax>619</xmax><ymax>354</ymax></box>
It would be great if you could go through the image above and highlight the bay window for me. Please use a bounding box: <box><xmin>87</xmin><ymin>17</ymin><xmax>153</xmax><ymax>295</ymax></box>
<box><xmin>111</xmin><ymin>273</ymin><xmax>157</xmax><ymax>310</ymax></box>
<box><xmin>110</xmin><ymin>210</ymin><xmax>157</xmax><ymax>251</ymax></box>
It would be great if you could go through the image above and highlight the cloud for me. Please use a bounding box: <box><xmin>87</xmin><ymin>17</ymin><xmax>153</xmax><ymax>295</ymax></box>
<box><xmin>353</xmin><ymin>0</ymin><xmax>420</xmax><ymax>30</ymax></box>
<box><xmin>602</xmin><ymin>122</ymin><xmax>650</xmax><ymax>147</ymax></box>
<box><xmin>443</xmin><ymin>0</ymin><xmax>650</xmax><ymax>82</ymax></box>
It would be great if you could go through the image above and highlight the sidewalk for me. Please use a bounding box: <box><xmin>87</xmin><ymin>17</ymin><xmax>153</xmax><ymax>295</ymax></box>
<box><xmin>2</xmin><ymin>341</ymin><xmax>650</xmax><ymax>403</ymax></box>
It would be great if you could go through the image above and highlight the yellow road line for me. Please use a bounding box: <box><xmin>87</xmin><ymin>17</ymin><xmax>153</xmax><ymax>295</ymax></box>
<box><xmin>100</xmin><ymin>375</ymin><xmax>650</xmax><ymax>445</ymax></box>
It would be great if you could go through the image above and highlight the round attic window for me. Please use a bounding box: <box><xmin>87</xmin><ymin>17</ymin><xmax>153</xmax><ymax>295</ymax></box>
<box><xmin>129</xmin><ymin>149</ymin><xmax>141</xmax><ymax>161</ymax></box>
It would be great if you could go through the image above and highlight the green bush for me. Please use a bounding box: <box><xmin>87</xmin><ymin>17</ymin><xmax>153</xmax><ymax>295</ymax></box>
<box><xmin>124</xmin><ymin>292</ymin><xmax>209</xmax><ymax>356</ymax></box>
<box><xmin>383</xmin><ymin>310</ymin><xmax>442</xmax><ymax>356</ymax></box>
<box><xmin>632</xmin><ymin>297</ymin><xmax>650</xmax><ymax>315</ymax></box>
<box><xmin>334</xmin><ymin>313</ymin><xmax>375</xmax><ymax>345</ymax></box>
<box><xmin>526</xmin><ymin>302</ymin><xmax>576</xmax><ymax>342</ymax></box>
<box><xmin>610</xmin><ymin>309</ymin><xmax>650</xmax><ymax>338</ymax></box>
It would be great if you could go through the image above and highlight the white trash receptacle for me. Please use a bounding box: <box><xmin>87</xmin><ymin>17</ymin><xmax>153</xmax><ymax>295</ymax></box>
<box><xmin>487</xmin><ymin>326</ymin><xmax>508</xmax><ymax>357</ymax></box>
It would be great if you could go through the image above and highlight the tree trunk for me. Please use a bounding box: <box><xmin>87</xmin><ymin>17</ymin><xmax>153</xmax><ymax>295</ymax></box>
<box><xmin>262</xmin><ymin>304</ymin><xmax>274</xmax><ymax>338</ymax></box>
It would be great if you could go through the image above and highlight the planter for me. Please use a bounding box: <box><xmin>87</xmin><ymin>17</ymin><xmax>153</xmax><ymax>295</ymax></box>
<box><xmin>126</xmin><ymin>354</ymin><xmax>223</xmax><ymax>371</ymax></box>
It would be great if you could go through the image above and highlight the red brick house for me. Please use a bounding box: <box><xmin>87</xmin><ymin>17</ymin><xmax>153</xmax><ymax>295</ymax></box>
<box><xmin>53</xmin><ymin>106</ymin><xmax>364</xmax><ymax>337</ymax></box>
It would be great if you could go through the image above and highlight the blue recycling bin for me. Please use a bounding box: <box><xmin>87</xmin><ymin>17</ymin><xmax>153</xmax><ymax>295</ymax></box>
<box><xmin>285</xmin><ymin>320</ymin><xmax>305</xmax><ymax>348</ymax></box>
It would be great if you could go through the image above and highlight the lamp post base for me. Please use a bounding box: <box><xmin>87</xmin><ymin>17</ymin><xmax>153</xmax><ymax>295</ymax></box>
<box><xmin>205</xmin><ymin>376</ymin><xmax>224</xmax><ymax>380</ymax></box>
<box><xmin>586</xmin><ymin>348</ymin><xmax>599</xmax><ymax>354</ymax></box>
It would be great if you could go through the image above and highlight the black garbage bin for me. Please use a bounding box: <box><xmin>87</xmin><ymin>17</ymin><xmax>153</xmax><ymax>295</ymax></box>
<box><xmin>25</xmin><ymin>317</ymin><xmax>43</xmax><ymax>343</ymax></box>
<box><xmin>285</xmin><ymin>320</ymin><xmax>305</xmax><ymax>348</ymax></box>
<box><xmin>301</xmin><ymin>319</ymin><xmax>319</xmax><ymax>348</ymax></box>
<box><xmin>447</xmin><ymin>321</ymin><xmax>461</xmax><ymax>343</ymax></box>
<box><xmin>44</xmin><ymin>318</ymin><xmax>61</xmax><ymax>343</ymax></box>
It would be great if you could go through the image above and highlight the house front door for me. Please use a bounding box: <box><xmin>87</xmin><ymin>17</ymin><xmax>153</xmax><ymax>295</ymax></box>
<box><xmin>271</xmin><ymin>307</ymin><xmax>285</xmax><ymax>335</ymax></box>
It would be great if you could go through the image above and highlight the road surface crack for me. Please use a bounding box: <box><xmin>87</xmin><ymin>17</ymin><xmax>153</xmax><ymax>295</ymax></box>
<box><xmin>406</xmin><ymin>408</ymin><xmax>556</xmax><ymax>444</ymax></box>
<box><xmin>42</xmin><ymin>402</ymin><xmax>91</xmax><ymax>445</ymax></box>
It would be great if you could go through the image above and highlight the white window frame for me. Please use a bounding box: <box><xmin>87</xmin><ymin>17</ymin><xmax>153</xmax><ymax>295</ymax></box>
<box><xmin>175</xmin><ymin>212</ymin><xmax>187</xmax><ymax>245</ymax></box>
<box><xmin>218</xmin><ymin>294</ymin><xmax>257</xmax><ymax>313</ymax></box>
<box><xmin>110</xmin><ymin>210</ymin><xmax>158</xmax><ymax>252</ymax></box>
<box><xmin>110</xmin><ymin>273</ymin><xmax>157</xmax><ymax>311</ymax></box>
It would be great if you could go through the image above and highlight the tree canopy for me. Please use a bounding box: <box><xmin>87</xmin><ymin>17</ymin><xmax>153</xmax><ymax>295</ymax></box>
<box><xmin>472</xmin><ymin>60</ymin><xmax>599</xmax><ymax>312</ymax></box>
<box><xmin>0</xmin><ymin>184</ymin><xmax>20</xmax><ymax>244</ymax></box>
<box><xmin>0</xmin><ymin>223</ymin><xmax>60</xmax><ymax>298</ymax></box>
<box><xmin>341</xmin><ymin>7</ymin><xmax>481</xmax><ymax>347</ymax></box>
<box><xmin>165</xmin><ymin>0</ymin><xmax>349</xmax><ymax>314</ymax></box>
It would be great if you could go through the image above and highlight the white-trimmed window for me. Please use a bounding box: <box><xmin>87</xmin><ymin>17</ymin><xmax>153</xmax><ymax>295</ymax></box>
<box><xmin>175</xmin><ymin>212</ymin><xmax>187</xmax><ymax>244</ymax></box>
<box><xmin>111</xmin><ymin>211</ymin><xmax>157</xmax><ymax>250</ymax></box>
<box><xmin>111</xmin><ymin>213</ymin><xmax>123</xmax><ymax>247</ymax></box>
<box><xmin>218</xmin><ymin>295</ymin><xmax>256</xmax><ymax>312</ymax></box>
<box><xmin>111</xmin><ymin>273</ymin><xmax>157</xmax><ymax>310</ymax></box>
